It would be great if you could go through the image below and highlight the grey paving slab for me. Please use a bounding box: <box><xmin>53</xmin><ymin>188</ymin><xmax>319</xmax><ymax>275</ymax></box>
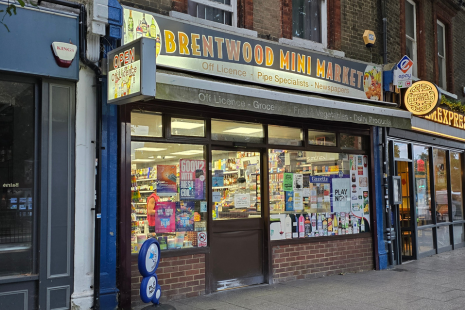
<box><xmin>403</xmin><ymin>298</ymin><xmax>463</xmax><ymax>310</ymax></box>
<box><xmin>242</xmin><ymin>300</ymin><xmax>298</xmax><ymax>310</ymax></box>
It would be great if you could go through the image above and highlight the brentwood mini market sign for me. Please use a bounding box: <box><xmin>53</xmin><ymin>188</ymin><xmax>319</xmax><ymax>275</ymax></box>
<box><xmin>404</xmin><ymin>81</ymin><xmax>465</xmax><ymax>130</ymax></box>
<box><xmin>122</xmin><ymin>7</ymin><xmax>383</xmax><ymax>102</ymax></box>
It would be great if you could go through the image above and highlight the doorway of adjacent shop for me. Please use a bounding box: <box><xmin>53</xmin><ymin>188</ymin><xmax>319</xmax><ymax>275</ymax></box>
<box><xmin>210</xmin><ymin>148</ymin><xmax>265</xmax><ymax>291</ymax></box>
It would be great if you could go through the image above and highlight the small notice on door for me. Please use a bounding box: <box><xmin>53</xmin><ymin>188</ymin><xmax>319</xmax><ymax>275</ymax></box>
<box><xmin>198</xmin><ymin>231</ymin><xmax>207</xmax><ymax>247</ymax></box>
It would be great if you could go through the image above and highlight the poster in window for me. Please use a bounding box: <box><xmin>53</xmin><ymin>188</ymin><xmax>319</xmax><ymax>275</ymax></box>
<box><xmin>332</xmin><ymin>178</ymin><xmax>350</xmax><ymax>213</ymax></box>
<box><xmin>293</xmin><ymin>173</ymin><xmax>303</xmax><ymax>190</ymax></box>
<box><xmin>283</xmin><ymin>173</ymin><xmax>293</xmax><ymax>191</ymax></box>
<box><xmin>179</xmin><ymin>159</ymin><xmax>206</xmax><ymax>199</ymax></box>
<box><xmin>176</xmin><ymin>201</ymin><xmax>194</xmax><ymax>232</ymax></box>
<box><xmin>157</xmin><ymin>165</ymin><xmax>177</xmax><ymax>195</ymax></box>
<box><xmin>293</xmin><ymin>190</ymin><xmax>304</xmax><ymax>211</ymax></box>
<box><xmin>155</xmin><ymin>202</ymin><xmax>175</xmax><ymax>233</ymax></box>
<box><xmin>285</xmin><ymin>191</ymin><xmax>294</xmax><ymax>211</ymax></box>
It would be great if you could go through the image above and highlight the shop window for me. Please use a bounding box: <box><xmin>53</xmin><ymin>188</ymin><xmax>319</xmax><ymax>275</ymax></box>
<box><xmin>414</xmin><ymin>145</ymin><xmax>432</xmax><ymax>226</ymax></box>
<box><xmin>405</xmin><ymin>0</ymin><xmax>418</xmax><ymax>77</ymax></box>
<box><xmin>437</xmin><ymin>225</ymin><xmax>451</xmax><ymax>249</ymax></box>
<box><xmin>308</xmin><ymin>130</ymin><xmax>336</xmax><ymax>147</ymax></box>
<box><xmin>268</xmin><ymin>150</ymin><xmax>370</xmax><ymax>240</ymax></box>
<box><xmin>434</xmin><ymin>149</ymin><xmax>449</xmax><ymax>223</ymax></box>
<box><xmin>131</xmin><ymin>111</ymin><xmax>163</xmax><ymax>137</ymax></box>
<box><xmin>450</xmin><ymin>152</ymin><xmax>463</xmax><ymax>221</ymax></box>
<box><xmin>437</xmin><ymin>20</ymin><xmax>447</xmax><ymax>90</ymax></box>
<box><xmin>268</xmin><ymin>125</ymin><xmax>302</xmax><ymax>146</ymax></box>
<box><xmin>340</xmin><ymin>134</ymin><xmax>364</xmax><ymax>150</ymax></box>
<box><xmin>0</xmin><ymin>80</ymin><xmax>35</xmax><ymax>276</ymax></box>
<box><xmin>211</xmin><ymin>119</ymin><xmax>264</xmax><ymax>143</ymax></box>
<box><xmin>188</xmin><ymin>0</ymin><xmax>234</xmax><ymax>26</ymax></box>
<box><xmin>417</xmin><ymin>228</ymin><xmax>435</xmax><ymax>254</ymax></box>
<box><xmin>394</xmin><ymin>141</ymin><xmax>409</xmax><ymax>159</ymax></box>
<box><xmin>292</xmin><ymin>0</ymin><xmax>326</xmax><ymax>44</ymax></box>
<box><xmin>212</xmin><ymin>150</ymin><xmax>261</xmax><ymax>219</ymax></box>
<box><xmin>171</xmin><ymin>117</ymin><xmax>205</xmax><ymax>137</ymax></box>
<box><xmin>453</xmin><ymin>223</ymin><xmax>464</xmax><ymax>245</ymax></box>
<box><xmin>130</xmin><ymin>142</ymin><xmax>207</xmax><ymax>252</ymax></box>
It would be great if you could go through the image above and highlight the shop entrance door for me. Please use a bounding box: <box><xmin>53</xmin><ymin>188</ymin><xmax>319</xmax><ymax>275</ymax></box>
<box><xmin>395</xmin><ymin>161</ymin><xmax>416</xmax><ymax>262</ymax></box>
<box><xmin>210</xmin><ymin>148</ymin><xmax>264</xmax><ymax>291</ymax></box>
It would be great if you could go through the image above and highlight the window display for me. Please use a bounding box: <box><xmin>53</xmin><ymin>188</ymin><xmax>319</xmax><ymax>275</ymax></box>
<box><xmin>212</xmin><ymin>151</ymin><xmax>261</xmax><ymax>220</ymax></box>
<box><xmin>269</xmin><ymin>150</ymin><xmax>370</xmax><ymax>240</ymax></box>
<box><xmin>0</xmin><ymin>80</ymin><xmax>35</xmax><ymax>276</ymax></box>
<box><xmin>131</xmin><ymin>142</ymin><xmax>207</xmax><ymax>252</ymax></box>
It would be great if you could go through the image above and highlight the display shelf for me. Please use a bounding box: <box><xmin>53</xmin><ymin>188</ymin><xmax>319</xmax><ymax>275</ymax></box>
<box><xmin>299</xmin><ymin>164</ymin><xmax>312</xmax><ymax>167</ymax></box>
<box><xmin>136</xmin><ymin>214</ymin><xmax>147</xmax><ymax>217</ymax></box>
<box><xmin>135</xmin><ymin>178</ymin><xmax>157</xmax><ymax>182</ymax></box>
<box><xmin>138</xmin><ymin>190</ymin><xmax>154</xmax><ymax>193</ymax></box>
<box><xmin>212</xmin><ymin>170</ymin><xmax>239</xmax><ymax>174</ymax></box>
<box><xmin>314</xmin><ymin>172</ymin><xmax>339</xmax><ymax>175</ymax></box>
<box><xmin>132</xmin><ymin>202</ymin><xmax>147</xmax><ymax>205</ymax></box>
<box><xmin>212</xmin><ymin>186</ymin><xmax>235</xmax><ymax>189</ymax></box>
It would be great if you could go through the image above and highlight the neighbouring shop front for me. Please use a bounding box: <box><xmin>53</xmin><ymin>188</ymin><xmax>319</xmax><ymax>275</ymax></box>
<box><xmin>385</xmin><ymin>81</ymin><xmax>465</xmax><ymax>265</ymax></box>
<box><xmin>113</xmin><ymin>6</ymin><xmax>412</xmax><ymax>308</ymax></box>
<box><xmin>0</xmin><ymin>3</ymin><xmax>78</xmax><ymax>310</ymax></box>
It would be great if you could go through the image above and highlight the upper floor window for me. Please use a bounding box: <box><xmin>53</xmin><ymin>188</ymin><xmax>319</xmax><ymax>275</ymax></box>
<box><xmin>405</xmin><ymin>0</ymin><xmax>417</xmax><ymax>77</ymax></box>
<box><xmin>292</xmin><ymin>0</ymin><xmax>326</xmax><ymax>44</ymax></box>
<box><xmin>437</xmin><ymin>20</ymin><xmax>447</xmax><ymax>89</ymax></box>
<box><xmin>187</xmin><ymin>0</ymin><xmax>236</xmax><ymax>26</ymax></box>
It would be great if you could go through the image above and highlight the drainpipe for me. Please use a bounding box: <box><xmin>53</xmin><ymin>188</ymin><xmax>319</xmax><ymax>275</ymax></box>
<box><xmin>37</xmin><ymin>0</ymin><xmax>102</xmax><ymax>308</ymax></box>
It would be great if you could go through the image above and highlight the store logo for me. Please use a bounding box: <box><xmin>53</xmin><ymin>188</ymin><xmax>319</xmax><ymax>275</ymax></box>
<box><xmin>398</xmin><ymin>55</ymin><xmax>413</xmax><ymax>74</ymax></box>
<box><xmin>404</xmin><ymin>81</ymin><xmax>439</xmax><ymax>116</ymax></box>
<box><xmin>3</xmin><ymin>183</ymin><xmax>19</xmax><ymax>188</ymax></box>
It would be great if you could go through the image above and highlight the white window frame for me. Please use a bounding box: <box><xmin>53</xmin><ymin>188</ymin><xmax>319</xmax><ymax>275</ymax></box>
<box><xmin>437</xmin><ymin>20</ymin><xmax>447</xmax><ymax>90</ymax></box>
<box><xmin>188</xmin><ymin>0</ymin><xmax>237</xmax><ymax>27</ymax></box>
<box><xmin>405</xmin><ymin>0</ymin><xmax>418</xmax><ymax>77</ymax></box>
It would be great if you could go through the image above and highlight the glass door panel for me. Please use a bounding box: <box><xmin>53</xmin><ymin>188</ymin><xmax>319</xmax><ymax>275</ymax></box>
<box><xmin>397</xmin><ymin>161</ymin><xmax>414</xmax><ymax>259</ymax></box>
<box><xmin>433</xmin><ymin>149</ymin><xmax>449</xmax><ymax>223</ymax></box>
<box><xmin>414</xmin><ymin>146</ymin><xmax>432</xmax><ymax>226</ymax></box>
<box><xmin>212</xmin><ymin>150</ymin><xmax>261</xmax><ymax>220</ymax></box>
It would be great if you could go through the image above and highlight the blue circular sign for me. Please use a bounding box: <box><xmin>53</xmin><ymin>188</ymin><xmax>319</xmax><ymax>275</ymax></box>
<box><xmin>138</xmin><ymin>238</ymin><xmax>161</xmax><ymax>277</ymax></box>
<box><xmin>152</xmin><ymin>283</ymin><xmax>162</xmax><ymax>304</ymax></box>
<box><xmin>140</xmin><ymin>275</ymin><xmax>158</xmax><ymax>303</ymax></box>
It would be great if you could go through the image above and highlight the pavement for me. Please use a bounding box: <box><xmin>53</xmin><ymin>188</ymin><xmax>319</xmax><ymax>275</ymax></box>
<box><xmin>157</xmin><ymin>247</ymin><xmax>465</xmax><ymax>310</ymax></box>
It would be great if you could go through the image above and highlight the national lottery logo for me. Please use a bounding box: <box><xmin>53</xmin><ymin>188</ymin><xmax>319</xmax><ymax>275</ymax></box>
<box><xmin>398</xmin><ymin>55</ymin><xmax>413</xmax><ymax>73</ymax></box>
<box><xmin>138</xmin><ymin>239</ymin><xmax>162</xmax><ymax>305</ymax></box>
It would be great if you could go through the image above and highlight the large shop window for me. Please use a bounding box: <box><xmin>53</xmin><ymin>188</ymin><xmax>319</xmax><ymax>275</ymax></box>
<box><xmin>0</xmin><ymin>81</ymin><xmax>35</xmax><ymax>276</ymax></box>
<box><xmin>414</xmin><ymin>145</ymin><xmax>432</xmax><ymax>226</ymax></box>
<box><xmin>434</xmin><ymin>149</ymin><xmax>449</xmax><ymax>223</ymax></box>
<box><xmin>269</xmin><ymin>150</ymin><xmax>370</xmax><ymax>240</ymax></box>
<box><xmin>450</xmin><ymin>152</ymin><xmax>463</xmax><ymax>221</ymax></box>
<box><xmin>130</xmin><ymin>142</ymin><xmax>207</xmax><ymax>252</ymax></box>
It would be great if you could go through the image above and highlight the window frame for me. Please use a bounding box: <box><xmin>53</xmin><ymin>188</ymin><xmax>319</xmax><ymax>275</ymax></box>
<box><xmin>188</xmin><ymin>0</ymin><xmax>237</xmax><ymax>27</ymax></box>
<box><xmin>405</xmin><ymin>0</ymin><xmax>418</xmax><ymax>77</ymax></box>
<box><xmin>291</xmin><ymin>0</ymin><xmax>328</xmax><ymax>48</ymax></box>
<box><xmin>437</xmin><ymin>19</ymin><xmax>447</xmax><ymax>90</ymax></box>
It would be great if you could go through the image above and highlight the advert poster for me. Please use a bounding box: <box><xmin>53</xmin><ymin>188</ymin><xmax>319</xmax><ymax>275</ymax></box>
<box><xmin>234</xmin><ymin>193</ymin><xmax>251</xmax><ymax>209</ymax></box>
<box><xmin>176</xmin><ymin>201</ymin><xmax>195</xmax><ymax>232</ymax></box>
<box><xmin>155</xmin><ymin>202</ymin><xmax>175</xmax><ymax>233</ymax></box>
<box><xmin>350</xmin><ymin>155</ymin><xmax>370</xmax><ymax>225</ymax></box>
<box><xmin>293</xmin><ymin>190</ymin><xmax>304</xmax><ymax>211</ymax></box>
<box><xmin>179</xmin><ymin>159</ymin><xmax>206</xmax><ymax>199</ymax></box>
<box><xmin>122</xmin><ymin>7</ymin><xmax>383</xmax><ymax>102</ymax></box>
<box><xmin>157</xmin><ymin>165</ymin><xmax>177</xmax><ymax>195</ymax></box>
<box><xmin>293</xmin><ymin>174</ymin><xmax>303</xmax><ymax>190</ymax></box>
<box><xmin>332</xmin><ymin>177</ymin><xmax>351</xmax><ymax>213</ymax></box>
<box><xmin>285</xmin><ymin>191</ymin><xmax>294</xmax><ymax>211</ymax></box>
<box><xmin>283</xmin><ymin>173</ymin><xmax>293</xmax><ymax>191</ymax></box>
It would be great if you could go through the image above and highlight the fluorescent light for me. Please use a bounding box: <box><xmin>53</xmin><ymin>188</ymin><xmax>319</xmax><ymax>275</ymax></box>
<box><xmin>171</xmin><ymin>150</ymin><xmax>204</xmax><ymax>155</ymax></box>
<box><xmin>171</xmin><ymin>121</ymin><xmax>204</xmax><ymax>129</ymax></box>
<box><xmin>132</xmin><ymin>159</ymin><xmax>156</xmax><ymax>163</ymax></box>
<box><xmin>223</xmin><ymin>127</ymin><xmax>262</xmax><ymax>134</ymax></box>
<box><xmin>148</xmin><ymin>156</ymin><xmax>154</xmax><ymax>159</ymax></box>
<box><xmin>164</xmin><ymin>156</ymin><xmax>176</xmax><ymax>159</ymax></box>
<box><xmin>135</xmin><ymin>147</ymin><xmax>167</xmax><ymax>152</ymax></box>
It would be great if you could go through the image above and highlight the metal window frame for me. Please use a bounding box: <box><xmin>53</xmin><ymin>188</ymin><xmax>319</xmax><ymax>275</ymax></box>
<box><xmin>191</xmin><ymin>0</ymin><xmax>237</xmax><ymax>27</ymax></box>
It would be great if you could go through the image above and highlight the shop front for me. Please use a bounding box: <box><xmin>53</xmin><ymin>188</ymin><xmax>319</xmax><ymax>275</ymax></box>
<box><xmin>385</xmin><ymin>81</ymin><xmax>465</xmax><ymax>265</ymax></box>
<box><xmin>114</xmin><ymin>6</ymin><xmax>412</xmax><ymax>308</ymax></box>
<box><xmin>0</xmin><ymin>3</ymin><xmax>78</xmax><ymax>310</ymax></box>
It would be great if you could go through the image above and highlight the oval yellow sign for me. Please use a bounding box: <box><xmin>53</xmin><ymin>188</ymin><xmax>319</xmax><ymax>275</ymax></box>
<box><xmin>404</xmin><ymin>81</ymin><xmax>439</xmax><ymax>116</ymax></box>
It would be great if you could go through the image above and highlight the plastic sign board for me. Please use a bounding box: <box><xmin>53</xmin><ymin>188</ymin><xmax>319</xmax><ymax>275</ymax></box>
<box><xmin>122</xmin><ymin>7</ymin><xmax>384</xmax><ymax>102</ymax></box>
<box><xmin>138</xmin><ymin>239</ymin><xmax>162</xmax><ymax>305</ymax></box>
<box><xmin>198</xmin><ymin>231</ymin><xmax>207</xmax><ymax>247</ymax></box>
<box><xmin>51</xmin><ymin>42</ymin><xmax>77</xmax><ymax>68</ymax></box>
<box><xmin>107</xmin><ymin>37</ymin><xmax>156</xmax><ymax>105</ymax></box>
<box><xmin>393</xmin><ymin>55</ymin><xmax>413</xmax><ymax>88</ymax></box>
<box><xmin>404</xmin><ymin>81</ymin><xmax>439</xmax><ymax>116</ymax></box>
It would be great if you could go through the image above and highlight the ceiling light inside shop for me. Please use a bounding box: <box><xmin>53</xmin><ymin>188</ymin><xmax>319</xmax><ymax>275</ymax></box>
<box><xmin>171</xmin><ymin>150</ymin><xmax>204</xmax><ymax>155</ymax></box>
<box><xmin>171</xmin><ymin>121</ymin><xmax>204</xmax><ymax>129</ymax></box>
<box><xmin>132</xmin><ymin>159</ymin><xmax>156</xmax><ymax>163</ymax></box>
<box><xmin>164</xmin><ymin>156</ymin><xmax>176</xmax><ymax>159</ymax></box>
<box><xmin>148</xmin><ymin>156</ymin><xmax>154</xmax><ymax>159</ymax></box>
<box><xmin>135</xmin><ymin>147</ymin><xmax>167</xmax><ymax>152</ymax></box>
<box><xmin>223</xmin><ymin>127</ymin><xmax>262</xmax><ymax>134</ymax></box>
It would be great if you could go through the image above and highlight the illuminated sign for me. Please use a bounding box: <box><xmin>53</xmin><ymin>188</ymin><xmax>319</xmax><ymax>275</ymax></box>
<box><xmin>404</xmin><ymin>81</ymin><xmax>439</xmax><ymax>116</ymax></box>
<box><xmin>107</xmin><ymin>37</ymin><xmax>156</xmax><ymax>105</ymax></box>
<box><xmin>123</xmin><ymin>7</ymin><xmax>383</xmax><ymax>102</ymax></box>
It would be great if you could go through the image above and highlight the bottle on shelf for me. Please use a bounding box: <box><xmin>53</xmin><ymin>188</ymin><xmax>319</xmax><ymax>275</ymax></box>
<box><xmin>317</xmin><ymin>213</ymin><xmax>322</xmax><ymax>236</ymax></box>
<box><xmin>284</xmin><ymin>214</ymin><xmax>292</xmax><ymax>239</ymax></box>
<box><xmin>322</xmin><ymin>216</ymin><xmax>328</xmax><ymax>236</ymax></box>
<box><xmin>298</xmin><ymin>214</ymin><xmax>305</xmax><ymax>238</ymax></box>
<box><xmin>304</xmin><ymin>214</ymin><xmax>312</xmax><ymax>237</ymax></box>
<box><xmin>292</xmin><ymin>214</ymin><xmax>298</xmax><ymax>239</ymax></box>
<box><xmin>311</xmin><ymin>213</ymin><xmax>316</xmax><ymax>237</ymax></box>
<box><xmin>361</xmin><ymin>218</ymin><xmax>365</xmax><ymax>232</ymax></box>
<box><xmin>338</xmin><ymin>217</ymin><xmax>342</xmax><ymax>235</ymax></box>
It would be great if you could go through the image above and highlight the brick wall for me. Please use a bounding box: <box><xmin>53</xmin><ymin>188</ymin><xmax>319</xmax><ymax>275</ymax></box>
<box><xmin>453</xmin><ymin>10</ymin><xmax>465</xmax><ymax>100</ymax></box>
<box><xmin>254</xmin><ymin>0</ymin><xmax>282</xmax><ymax>41</ymax></box>
<box><xmin>272</xmin><ymin>237</ymin><xmax>373</xmax><ymax>283</ymax></box>
<box><xmin>131</xmin><ymin>254</ymin><xmax>205</xmax><ymax>308</ymax></box>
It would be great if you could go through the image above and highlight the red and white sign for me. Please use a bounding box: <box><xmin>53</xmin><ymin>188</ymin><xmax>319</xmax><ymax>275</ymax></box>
<box><xmin>197</xmin><ymin>232</ymin><xmax>207</xmax><ymax>247</ymax></box>
<box><xmin>51</xmin><ymin>42</ymin><xmax>77</xmax><ymax>68</ymax></box>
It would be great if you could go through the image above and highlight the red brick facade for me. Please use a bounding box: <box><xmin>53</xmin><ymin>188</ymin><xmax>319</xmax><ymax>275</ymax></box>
<box><xmin>131</xmin><ymin>254</ymin><xmax>206</xmax><ymax>308</ymax></box>
<box><xmin>272</xmin><ymin>237</ymin><xmax>374</xmax><ymax>283</ymax></box>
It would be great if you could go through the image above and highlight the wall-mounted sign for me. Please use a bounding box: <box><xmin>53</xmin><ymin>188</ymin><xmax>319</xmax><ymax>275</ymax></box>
<box><xmin>107</xmin><ymin>37</ymin><xmax>156</xmax><ymax>105</ymax></box>
<box><xmin>404</xmin><ymin>81</ymin><xmax>439</xmax><ymax>115</ymax></box>
<box><xmin>393</xmin><ymin>55</ymin><xmax>413</xmax><ymax>88</ymax></box>
<box><xmin>122</xmin><ymin>7</ymin><xmax>383</xmax><ymax>102</ymax></box>
<box><xmin>51</xmin><ymin>42</ymin><xmax>77</xmax><ymax>68</ymax></box>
